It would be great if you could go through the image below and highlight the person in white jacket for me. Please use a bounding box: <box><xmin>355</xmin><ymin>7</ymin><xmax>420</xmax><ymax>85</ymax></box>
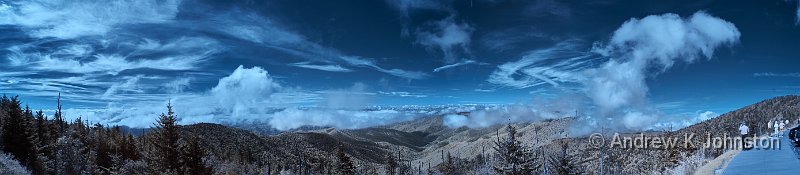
<box><xmin>780</xmin><ymin>120</ymin><xmax>787</xmax><ymax>137</ymax></box>
<box><xmin>739</xmin><ymin>122</ymin><xmax>750</xmax><ymax>150</ymax></box>
<box><xmin>774</xmin><ymin>120</ymin><xmax>780</xmax><ymax>137</ymax></box>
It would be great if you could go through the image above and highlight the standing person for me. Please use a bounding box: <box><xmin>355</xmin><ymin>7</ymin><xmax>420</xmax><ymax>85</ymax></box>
<box><xmin>739</xmin><ymin>122</ymin><xmax>750</xmax><ymax>150</ymax></box>
<box><xmin>774</xmin><ymin>120</ymin><xmax>780</xmax><ymax>138</ymax></box>
<box><xmin>768</xmin><ymin>120</ymin><xmax>773</xmax><ymax>137</ymax></box>
<box><xmin>780</xmin><ymin>120</ymin><xmax>787</xmax><ymax>137</ymax></box>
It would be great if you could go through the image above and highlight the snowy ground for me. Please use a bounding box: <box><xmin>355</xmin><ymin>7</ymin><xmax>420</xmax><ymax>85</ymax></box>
<box><xmin>724</xmin><ymin>130</ymin><xmax>800</xmax><ymax>175</ymax></box>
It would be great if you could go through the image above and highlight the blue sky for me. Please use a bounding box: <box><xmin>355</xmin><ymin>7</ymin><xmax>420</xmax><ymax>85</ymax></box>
<box><xmin>0</xmin><ymin>0</ymin><xmax>799</xmax><ymax>129</ymax></box>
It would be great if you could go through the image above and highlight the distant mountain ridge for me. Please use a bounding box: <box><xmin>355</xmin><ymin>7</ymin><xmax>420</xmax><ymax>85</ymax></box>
<box><xmin>178</xmin><ymin>95</ymin><xmax>800</xmax><ymax>174</ymax></box>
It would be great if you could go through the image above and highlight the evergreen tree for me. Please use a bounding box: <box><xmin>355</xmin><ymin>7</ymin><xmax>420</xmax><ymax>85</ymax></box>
<box><xmin>93</xmin><ymin>123</ymin><xmax>113</xmax><ymax>173</ymax></box>
<box><xmin>493</xmin><ymin>125</ymin><xmax>539</xmax><ymax>175</ymax></box>
<box><xmin>33</xmin><ymin>110</ymin><xmax>53</xmax><ymax>174</ymax></box>
<box><xmin>120</xmin><ymin>135</ymin><xmax>139</xmax><ymax>161</ymax></box>
<box><xmin>147</xmin><ymin>102</ymin><xmax>182</xmax><ymax>174</ymax></box>
<box><xmin>547</xmin><ymin>139</ymin><xmax>585</xmax><ymax>175</ymax></box>
<box><xmin>385</xmin><ymin>153</ymin><xmax>397</xmax><ymax>175</ymax></box>
<box><xmin>441</xmin><ymin>152</ymin><xmax>456</xmax><ymax>175</ymax></box>
<box><xmin>181</xmin><ymin>137</ymin><xmax>212</xmax><ymax>175</ymax></box>
<box><xmin>0</xmin><ymin>96</ymin><xmax>41</xmax><ymax>174</ymax></box>
<box><xmin>336</xmin><ymin>145</ymin><xmax>356</xmax><ymax>175</ymax></box>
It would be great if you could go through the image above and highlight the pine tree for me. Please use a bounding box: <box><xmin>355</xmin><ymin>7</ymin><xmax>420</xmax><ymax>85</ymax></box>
<box><xmin>441</xmin><ymin>152</ymin><xmax>456</xmax><ymax>175</ymax></box>
<box><xmin>182</xmin><ymin>137</ymin><xmax>212</xmax><ymax>175</ymax></box>
<box><xmin>120</xmin><ymin>135</ymin><xmax>139</xmax><ymax>161</ymax></box>
<box><xmin>0</xmin><ymin>96</ymin><xmax>41</xmax><ymax>174</ymax></box>
<box><xmin>147</xmin><ymin>102</ymin><xmax>182</xmax><ymax>174</ymax></box>
<box><xmin>493</xmin><ymin>125</ymin><xmax>539</xmax><ymax>175</ymax></box>
<box><xmin>385</xmin><ymin>153</ymin><xmax>397</xmax><ymax>175</ymax></box>
<box><xmin>33</xmin><ymin>110</ymin><xmax>53</xmax><ymax>174</ymax></box>
<box><xmin>336</xmin><ymin>145</ymin><xmax>356</xmax><ymax>175</ymax></box>
<box><xmin>93</xmin><ymin>123</ymin><xmax>113</xmax><ymax>173</ymax></box>
<box><xmin>547</xmin><ymin>139</ymin><xmax>585</xmax><ymax>175</ymax></box>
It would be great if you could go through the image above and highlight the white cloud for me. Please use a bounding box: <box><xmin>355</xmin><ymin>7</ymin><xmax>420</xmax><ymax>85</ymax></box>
<box><xmin>340</xmin><ymin>56</ymin><xmax>428</xmax><ymax>79</ymax></box>
<box><xmin>165</xmin><ymin>77</ymin><xmax>192</xmax><ymax>94</ymax></box>
<box><xmin>488</xmin><ymin>11</ymin><xmax>740</xmax><ymax>131</ymax></box>
<box><xmin>321</xmin><ymin>83</ymin><xmax>374</xmax><ymax>110</ymax></box>
<box><xmin>653</xmin><ymin>110</ymin><xmax>719</xmax><ymax>130</ymax></box>
<box><xmin>210</xmin><ymin>65</ymin><xmax>281</xmax><ymax>117</ymax></box>
<box><xmin>268</xmin><ymin>108</ymin><xmax>414</xmax><ymax>131</ymax></box>
<box><xmin>206</xmin><ymin>10</ymin><xmax>427</xmax><ymax>79</ymax></box>
<box><xmin>103</xmin><ymin>75</ymin><xmax>145</xmax><ymax>98</ymax></box>
<box><xmin>416</xmin><ymin>17</ymin><xmax>475</xmax><ymax>63</ymax></box>
<box><xmin>378</xmin><ymin>91</ymin><xmax>427</xmax><ymax>98</ymax></box>
<box><xmin>384</xmin><ymin>0</ymin><xmax>447</xmax><ymax>18</ymax></box>
<box><xmin>7</xmin><ymin>37</ymin><xmax>219</xmax><ymax>75</ymax></box>
<box><xmin>0</xmin><ymin>0</ymin><xmax>181</xmax><ymax>39</ymax></box>
<box><xmin>793</xmin><ymin>0</ymin><xmax>800</xmax><ymax>25</ymax></box>
<box><xmin>443</xmin><ymin>94</ymin><xmax>584</xmax><ymax>128</ymax></box>
<box><xmin>487</xmin><ymin>40</ymin><xmax>590</xmax><ymax>89</ymax></box>
<box><xmin>584</xmin><ymin>11</ymin><xmax>739</xmax><ymax>130</ymax></box>
<box><xmin>754</xmin><ymin>72</ymin><xmax>800</xmax><ymax>78</ymax></box>
<box><xmin>433</xmin><ymin>60</ymin><xmax>488</xmax><ymax>72</ymax></box>
<box><xmin>289</xmin><ymin>62</ymin><xmax>353</xmax><ymax>72</ymax></box>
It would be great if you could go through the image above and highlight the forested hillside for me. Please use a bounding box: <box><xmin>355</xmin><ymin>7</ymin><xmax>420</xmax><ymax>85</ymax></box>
<box><xmin>2</xmin><ymin>95</ymin><xmax>799</xmax><ymax>174</ymax></box>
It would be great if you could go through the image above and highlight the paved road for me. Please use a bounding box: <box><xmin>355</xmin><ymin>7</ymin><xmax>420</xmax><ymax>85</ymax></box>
<box><xmin>724</xmin><ymin>130</ymin><xmax>800</xmax><ymax>175</ymax></box>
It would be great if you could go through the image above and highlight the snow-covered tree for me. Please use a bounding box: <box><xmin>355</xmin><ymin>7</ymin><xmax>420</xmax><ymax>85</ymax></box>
<box><xmin>0</xmin><ymin>151</ymin><xmax>31</xmax><ymax>175</ymax></box>
<box><xmin>336</xmin><ymin>145</ymin><xmax>356</xmax><ymax>175</ymax></box>
<box><xmin>493</xmin><ymin>125</ymin><xmax>539</xmax><ymax>175</ymax></box>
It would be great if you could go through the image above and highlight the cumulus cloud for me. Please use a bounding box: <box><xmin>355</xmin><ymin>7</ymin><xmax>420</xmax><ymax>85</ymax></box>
<box><xmin>416</xmin><ymin>17</ymin><xmax>475</xmax><ymax>63</ymax></box>
<box><xmin>487</xmin><ymin>12</ymin><xmax>740</xmax><ymax>132</ymax></box>
<box><xmin>585</xmin><ymin>12</ymin><xmax>739</xmax><ymax>130</ymax></box>
<box><xmin>0</xmin><ymin>0</ymin><xmax>181</xmax><ymax>39</ymax></box>
<box><xmin>58</xmin><ymin>66</ymin><xmax>423</xmax><ymax>130</ymax></box>
<box><xmin>210</xmin><ymin>65</ymin><xmax>281</xmax><ymax>117</ymax></box>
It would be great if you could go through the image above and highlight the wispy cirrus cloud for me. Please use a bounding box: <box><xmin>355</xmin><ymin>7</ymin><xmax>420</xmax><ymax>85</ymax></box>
<box><xmin>0</xmin><ymin>0</ymin><xmax>181</xmax><ymax>39</ymax></box>
<box><xmin>6</xmin><ymin>36</ymin><xmax>219</xmax><ymax>75</ymax></box>
<box><xmin>432</xmin><ymin>59</ymin><xmax>488</xmax><ymax>72</ymax></box>
<box><xmin>754</xmin><ymin>72</ymin><xmax>800</xmax><ymax>77</ymax></box>
<box><xmin>289</xmin><ymin>62</ymin><xmax>353</xmax><ymax>72</ymax></box>
<box><xmin>340</xmin><ymin>56</ymin><xmax>429</xmax><ymax>79</ymax></box>
<box><xmin>199</xmin><ymin>9</ymin><xmax>427</xmax><ymax>79</ymax></box>
<box><xmin>487</xmin><ymin>40</ymin><xmax>593</xmax><ymax>89</ymax></box>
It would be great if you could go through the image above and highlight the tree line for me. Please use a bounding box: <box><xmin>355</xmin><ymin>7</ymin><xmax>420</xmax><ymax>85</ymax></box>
<box><xmin>0</xmin><ymin>94</ymin><xmax>587</xmax><ymax>175</ymax></box>
<box><xmin>0</xmin><ymin>95</ymin><xmax>210</xmax><ymax>175</ymax></box>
